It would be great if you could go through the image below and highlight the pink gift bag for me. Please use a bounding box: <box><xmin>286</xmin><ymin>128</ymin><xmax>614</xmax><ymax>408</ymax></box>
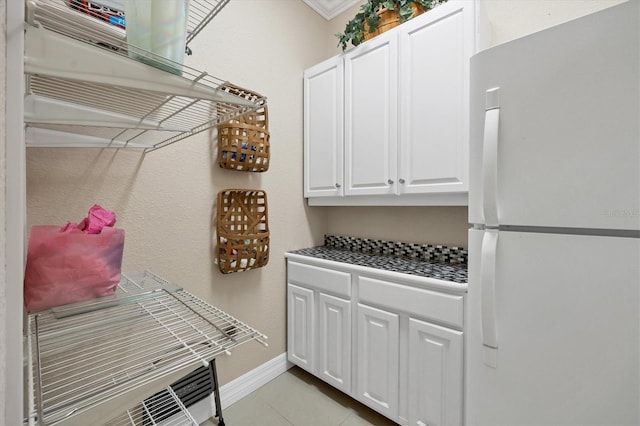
<box><xmin>24</xmin><ymin>225</ymin><xmax>125</xmax><ymax>312</ymax></box>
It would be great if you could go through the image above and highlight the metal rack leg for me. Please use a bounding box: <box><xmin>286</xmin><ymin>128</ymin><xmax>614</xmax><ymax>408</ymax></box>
<box><xmin>209</xmin><ymin>359</ymin><xmax>225</xmax><ymax>426</ymax></box>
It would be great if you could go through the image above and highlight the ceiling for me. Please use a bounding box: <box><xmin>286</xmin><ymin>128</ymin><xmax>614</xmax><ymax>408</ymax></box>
<box><xmin>302</xmin><ymin>0</ymin><xmax>361</xmax><ymax>20</ymax></box>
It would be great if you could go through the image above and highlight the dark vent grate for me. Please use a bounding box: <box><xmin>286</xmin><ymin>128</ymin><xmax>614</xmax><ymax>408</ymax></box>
<box><xmin>144</xmin><ymin>364</ymin><xmax>213</xmax><ymax>423</ymax></box>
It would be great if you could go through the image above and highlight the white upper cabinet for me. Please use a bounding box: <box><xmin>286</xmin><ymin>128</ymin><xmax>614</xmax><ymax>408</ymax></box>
<box><xmin>398</xmin><ymin>1</ymin><xmax>473</xmax><ymax>195</ymax></box>
<box><xmin>304</xmin><ymin>0</ymin><xmax>483</xmax><ymax>206</ymax></box>
<box><xmin>344</xmin><ymin>31</ymin><xmax>398</xmax><ymax>196</ymax></box>
<box><xmin>304</xmin><ymin>56</ymin><xmax>344</xmax><ymax>197</ymax></box>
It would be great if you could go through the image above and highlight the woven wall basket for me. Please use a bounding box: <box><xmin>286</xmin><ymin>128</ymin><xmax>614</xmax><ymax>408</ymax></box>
<box><xmin>217</xmin><ymin>87</ymin><xmax>270</xmax><ymax>173</ymax></box>
<box><xmin>216</xmin><ymin>189</ymin><xmax>269</xmax><ymax>274</ymax></box>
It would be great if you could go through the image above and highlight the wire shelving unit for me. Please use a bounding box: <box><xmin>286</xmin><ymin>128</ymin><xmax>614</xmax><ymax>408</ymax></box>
<box><xmin>26</xmin><ymin>271</ymin><xmax>267</xmax><ymax>426</ymax></box>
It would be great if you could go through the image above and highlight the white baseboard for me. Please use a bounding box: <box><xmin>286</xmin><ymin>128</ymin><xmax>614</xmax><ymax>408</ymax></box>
<box><xmin>220</xmin><ymin>352</ymin><xmax>293</xmax><ymax>408</ymax></box>
<box><xmin>189</xmin><ymin>353</ymin><xmax>293</xmax><ymax>424</ymax></box>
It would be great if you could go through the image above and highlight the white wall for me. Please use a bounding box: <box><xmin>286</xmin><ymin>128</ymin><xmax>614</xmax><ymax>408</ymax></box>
<box><xmin>483</xmin><ymin>0</ymin><xmax>626</xmax><ymax>45</ymax></box>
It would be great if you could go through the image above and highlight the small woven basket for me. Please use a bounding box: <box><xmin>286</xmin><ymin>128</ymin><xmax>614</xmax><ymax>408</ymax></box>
<box><xmin>217</xmin><ymin>86</ymin><xmax>270</xmax><ymax>172</ymax></box>
<box><xmin>216</xmin><ymin>189</ymin><xmax>269</xmax><ymax>274</ymax></box>
<box><xmin>364</xmin><ymin>2</ymin><xmax>425</xmax><ymax>40</ymax></box>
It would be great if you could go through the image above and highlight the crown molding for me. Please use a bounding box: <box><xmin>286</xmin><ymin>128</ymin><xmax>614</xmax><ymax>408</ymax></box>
<box><xmin>302</xmin><ymin>0</ymin><xmax>361</xmax><ymax>20</ymax></box>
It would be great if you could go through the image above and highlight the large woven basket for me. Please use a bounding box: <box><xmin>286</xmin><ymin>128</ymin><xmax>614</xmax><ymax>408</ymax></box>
<box><xmin>217</xmin><ymin>87</ymin><xmax>270</xmax><ymax>173</ymax></box>
<box><xmin>216</xmin><ymin>189</ymin><xmax>269</xmax><ymax>274</ymax></box>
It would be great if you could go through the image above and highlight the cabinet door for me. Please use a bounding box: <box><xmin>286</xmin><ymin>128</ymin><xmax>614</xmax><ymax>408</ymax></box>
<box><xmin>344</xmin><ymin>31</ymin><xmax>398</xmax><ymax>196</ymax></box>
<box><xmin>398</xmin><ymin>1</ymin><xmax>473</xmax><ymax>194</ymax></box>
<box><xmin>356</xmin><ymin>303</ymin><xmax>399</xmax><ymax>419</ymax></box>
<box><xmin>318</xmin><ymin>293</ymin><xmax>351</xmax><ymax>393</ymax></box>
<box><xmin>287</xmin><ymin>284</ymin><xmax>315</xmax><ymax>373</ymax></box>
<box><xmin>304</xmin><ymin>56</ymin><xmax>343</xmax><ymax>197</ymax></box>
<box><xmin>408</xmin><ymin>318</ymin><xmax>463</xmax><ymax>426</ymax></box>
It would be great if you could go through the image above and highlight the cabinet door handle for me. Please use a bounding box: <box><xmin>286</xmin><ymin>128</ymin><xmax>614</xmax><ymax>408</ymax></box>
<box><xmin>398</xmin><ymin>178</ymin><xmax>405</xmax><ymax>184</ymax></box>
<box><xmin>387</xmin><ymin>179</ymin><xmax>394</xmax><ymax>185</ymax></box>
<box><xmin>483</xmin><ymin>87</ymin><xmax>500</xmax><ymax>227</ymax></box>
<box><xmin>335</xmin><ymin>183</ymin><xmax>341</xmax><ymax>188</ymax></box>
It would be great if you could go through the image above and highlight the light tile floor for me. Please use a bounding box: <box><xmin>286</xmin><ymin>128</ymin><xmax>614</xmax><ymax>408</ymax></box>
<box><xmin>201</xmin><ymin>367</ymin><xmax>397</xmax><ymax>426</ymax></box>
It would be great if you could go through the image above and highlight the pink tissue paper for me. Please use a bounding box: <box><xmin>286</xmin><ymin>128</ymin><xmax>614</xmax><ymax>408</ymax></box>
<box><xmin>24</xmin><ymin>205</ymin><xmax>124</xmax><ymax>312</ymax></box>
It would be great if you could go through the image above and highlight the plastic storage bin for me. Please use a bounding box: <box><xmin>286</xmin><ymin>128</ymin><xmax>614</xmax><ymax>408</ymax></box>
<box><xmin>125</xmin><ymin>0</ymin><xmax>189</xmax><ymax>74</ymax></box>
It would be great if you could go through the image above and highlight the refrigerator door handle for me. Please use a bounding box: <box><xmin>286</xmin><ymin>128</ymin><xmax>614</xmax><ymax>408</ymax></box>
<box><xmin>482</xmin><ymin>88</ymin><xmax>500</xmax><ymax>227</ymax></box>
<box><xmin>480</xmin><ymin>229</ymin><xmax>499</xmax><ymax>368</ymax></box>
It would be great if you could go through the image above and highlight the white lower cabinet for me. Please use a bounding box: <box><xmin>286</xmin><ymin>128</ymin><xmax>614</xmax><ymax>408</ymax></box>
<box><xmin>356</xmin><ymin>303</ymin><xmax>400</xmax><ymax>419</ymax></box>
<box><xmin>287</xmin><ymin>260</ymin><xmax>353</xmax><ymax>394</ymax></box>
<box><xmin>318</xmin><ymin>292</ymin><xmax>352</xmax><ymax>393</ymax></box>
<box><xmin>286</xmin><ymin>257</ymin><xmax>465</xmax><ymax>425</ymax></box>
<box><xmin>409</xmin><ymin>318</ymin><xmax>463</xmax><ymax>426</ymax></box>
<box><xmin>287</xmin><ymin>283</ymin><xmax>315</xmax><ymax>373</ymax></box>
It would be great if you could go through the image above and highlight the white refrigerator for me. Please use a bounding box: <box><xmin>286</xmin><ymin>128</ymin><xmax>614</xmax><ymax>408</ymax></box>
<box><xmin>467</xmin><ymin>1</ymin><xmax>639</xmax><ymax>425</ymax></box>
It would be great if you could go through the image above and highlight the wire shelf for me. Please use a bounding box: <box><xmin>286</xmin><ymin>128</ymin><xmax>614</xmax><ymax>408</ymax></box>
<box><xmin>104</xmin><ymin>386</ymin><xmax>198</xmax><ymax>426</ymax></box>
<box><xmin>24</xmin><ymin>0</ymin><xmax>265</xmax><ymax>151</ymax></box>
<box><xmin>26</xmin><ymin>0</ymin><xmax>230</xmax><ymax>49</ymax></box>
<box><xmin>27</xmin><ymin>271</ymin><xmax>267</xmax><ymax>426</ymax></box>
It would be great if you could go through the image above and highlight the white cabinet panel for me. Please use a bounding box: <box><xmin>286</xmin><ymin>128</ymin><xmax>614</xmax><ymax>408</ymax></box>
<box><xmin>288</xmin><ymin>261</ymin><xmax>351</xmax><ymax>297</ymax></box>
<box><xmin>359</xmin><ymin>275</ymin><xmax>464</xmax><ymax>329</ymax></box>
<box><xmin>318</xmin><ymin>293</ymin><xmax>351</xmax><ymax>393</ymax></box>
<box><xmin>399</xmin><ymin>2</ymin><xmax>471</xmax><ymax>194</ymax></box>
<box><xmin>287</xmin><ymin>284</ymin><xmax>315</xmax><ymax>373</ymax></box>
<box><xmin>356</xmin><ymin>303</ymin><xmax>399</xmax><ymax>419</ymax></box>
<box><xmin>409</xmin><ymin>318</ymin><xmax>463</xmax><ymax>426</ymax></box>
<box><xmin>344</xmin><ymin>32</ymin><xmax>398</xmax><ymax>196</ymax></box>
<box><xmin>304</xmin><ymin>56</ymin><xmax>343</xmax><ymax>197</ymax></box>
